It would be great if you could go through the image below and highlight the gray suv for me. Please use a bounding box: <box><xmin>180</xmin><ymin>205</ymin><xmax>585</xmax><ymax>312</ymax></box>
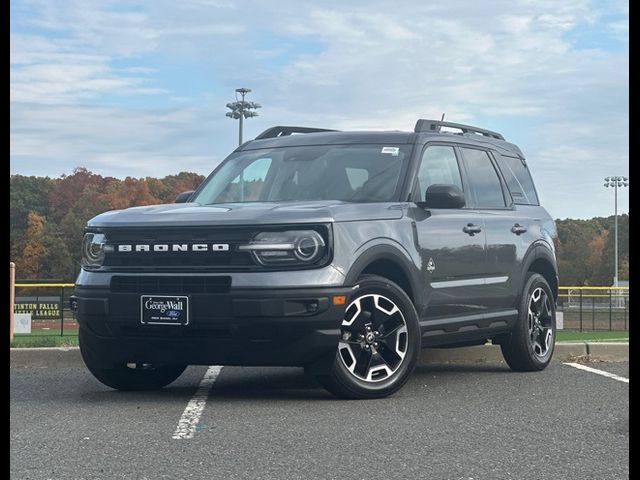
<box><xmin>72</xmin><ymin>119</ymin><xmax>559</xmax><ymax>399</ymax></box>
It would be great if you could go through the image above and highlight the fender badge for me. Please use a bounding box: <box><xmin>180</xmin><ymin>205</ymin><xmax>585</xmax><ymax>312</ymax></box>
<box><xmin>427</xmin><ymin>258</ymin><xmax>436</xmax><ymax>273</ymax></box>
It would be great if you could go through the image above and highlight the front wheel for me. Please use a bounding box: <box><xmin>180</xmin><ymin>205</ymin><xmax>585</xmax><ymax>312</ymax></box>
<box><xmin>316</xmin><ymin>274</ymin><xmax>421</xmax><ymax>399</ymax></box>
<box><xmin>500</xmin><ymin>273</ymin><xmax>556</xmax><ymax>371</ymax></box>
<box><xmin>79</xmin><ymin>329</ymin><xmax>187</xmax><ymax>391</ymax></box>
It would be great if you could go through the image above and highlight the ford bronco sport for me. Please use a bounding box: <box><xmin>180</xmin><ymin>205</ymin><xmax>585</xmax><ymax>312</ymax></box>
<box><xmin>73</xmin><ymin>119</ymin><xmax>558</xmax><ymax>399</ymax></box>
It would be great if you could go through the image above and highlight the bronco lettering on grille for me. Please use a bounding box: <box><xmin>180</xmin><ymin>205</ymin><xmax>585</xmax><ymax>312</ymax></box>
<box><xmin>117</xmin><ymin>244</ymin><xmax>230</xmax><ymax>252</ymax></box>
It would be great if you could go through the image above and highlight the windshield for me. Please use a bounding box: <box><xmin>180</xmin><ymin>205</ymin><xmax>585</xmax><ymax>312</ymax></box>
<box><xmin>192</xmin><ymin>144</ymin><xmax>411</xmax><ymax>204</ymax></box>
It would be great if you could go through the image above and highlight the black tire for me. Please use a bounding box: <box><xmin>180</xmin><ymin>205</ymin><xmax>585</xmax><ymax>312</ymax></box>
<box><xmin>316</xmin><ymin>274</ymin><xmax>421</xmax><ymax>399</ymax></box>
<box><xmin>501</xmin><ymin>272</ymin><xmax>556</xmax><ymax>371</ymax></box>
<box><xmin>79</xmin><ymin>330</ymin><xmax>187</xmax><ymax>391</ymax></box>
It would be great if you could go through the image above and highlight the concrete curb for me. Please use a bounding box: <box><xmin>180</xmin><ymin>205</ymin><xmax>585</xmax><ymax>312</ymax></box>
<box><xmin>419</xmin><ymin>342</ymin><xmax>628</xmax><ymax>365</ymax></box>
<box><xmin>585</xmin><ymin>342</ymin><xmax>629</xmax><ymax>362</ymax></box>
<box><xmin>10</xmin><ymin>342</ymin><xmax>628</xmax><ymax>368</ymax></box>
<box><xmin>10</xmin><ymin>347</ymin><xmax>84</xmax><ymax>368</ymax></box>
<box><xmin>419</xmin><ymin>342</ymin><xmax>590</xmax><ymax>365</ymax></box>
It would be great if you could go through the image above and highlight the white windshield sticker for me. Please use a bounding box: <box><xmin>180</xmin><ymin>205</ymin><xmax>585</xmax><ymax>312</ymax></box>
<box><xmin>381</xmin><ymin>146</ymin><xmax>399</xmax><ymax>156</ymax></box>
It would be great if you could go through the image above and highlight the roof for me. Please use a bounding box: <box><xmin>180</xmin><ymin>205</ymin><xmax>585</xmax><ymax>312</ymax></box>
<box><xmin>241</xmin><ymin>130</ymin><xmax>416</xmax><ymax>150</ymax></box>
<box><xmin>241</xmin><ymin>120</ymin><xmax>525</xmax><ymax>157</ymax></box>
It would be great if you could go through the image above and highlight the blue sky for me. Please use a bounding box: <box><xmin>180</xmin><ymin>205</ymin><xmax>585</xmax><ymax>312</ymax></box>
<box><xmin>10</xmin><ymin>0</ymin><xmax>628</xmax><ymax>219</ymax></box>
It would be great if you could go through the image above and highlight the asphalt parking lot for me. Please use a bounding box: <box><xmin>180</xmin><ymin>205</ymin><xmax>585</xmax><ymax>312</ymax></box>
<box><xmin>11</xmin><ymin>361</ymin><xmax>628</xmax><ymax>480</ymax></box>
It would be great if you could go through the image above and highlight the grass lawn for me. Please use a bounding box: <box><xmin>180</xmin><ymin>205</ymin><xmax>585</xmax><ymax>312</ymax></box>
<box><xmin>11</xmin><ymin>335</ymin><xmax>79</xmax><ymax>348</ymax></box>
<box><xmin>556</xmin><ymin>330</ymin><xmax>629</xmax><ymax>343</ymax></box>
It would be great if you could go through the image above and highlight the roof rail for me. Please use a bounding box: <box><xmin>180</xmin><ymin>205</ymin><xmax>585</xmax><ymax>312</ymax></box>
<box><xmin>414</xmin><ymin>119</ymin><xmax>504</xmax><ymax>140</ymax></box>
<box><xmin>255</xmin><ymin>126</ymin><xmax>338</xmax><ymax>140</ymax></box>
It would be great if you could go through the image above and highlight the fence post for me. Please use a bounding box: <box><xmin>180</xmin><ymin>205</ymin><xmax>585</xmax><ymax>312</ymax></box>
<box><xmin>624</xmin><ymin>296</ymin><xmax>627</xmax><ymax>331</ymax></box>
<box><xmin>579</xmin><ymin>289</ymin><xmax>583</xmax><ymax>332</ymax></box>
<box><xmin>60</xmin><ymin>286</ymin><xmax>64</xmax><ymax>337</ymax></box>
<box><xmin>609</xmin><ymin>289</ymin><xmax>612</xmax><ymax>332</ymax></box>
<box><xmin>592</xmin><ymin>296</ymin><xmax>595</xmax><ymax>331</ymax></box>
<box><xmin>10</xmin><ymin>263</ymin><xmax>15</xmax><ymax>344</ymax></box>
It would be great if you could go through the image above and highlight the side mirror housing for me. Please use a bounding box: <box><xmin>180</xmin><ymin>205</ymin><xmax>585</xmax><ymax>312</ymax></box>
<box><xmin>423</xmin><ymin>184</ymin><xmax>465</xmax><ymax>209</ymax></box>
<box><xmin>174</xmin><ymin>191</ymin><xmax>195</xmax><ymax>203</ymax></box>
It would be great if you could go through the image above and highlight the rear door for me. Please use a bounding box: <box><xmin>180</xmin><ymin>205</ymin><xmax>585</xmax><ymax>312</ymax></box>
<box><xmin>457</xmin><ymin>146</ymin><xmax>520</xmax><ymax>316</ymax></box>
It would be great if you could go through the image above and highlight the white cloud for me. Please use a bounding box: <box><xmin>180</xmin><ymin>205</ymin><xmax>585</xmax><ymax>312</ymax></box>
<box><xmin>10</xmin><ymin>101</ymin><xmax>237</xmax><ymax>178</ymax></box>
<box><xmin>607</xmin><ymin>19</ymin><xmax>629</xmax><ymax>40</ymax></box>
<box><xmin>10</xmin><ymin>0</ymin><xmax>628</xmax><ymax>218</ymax></box>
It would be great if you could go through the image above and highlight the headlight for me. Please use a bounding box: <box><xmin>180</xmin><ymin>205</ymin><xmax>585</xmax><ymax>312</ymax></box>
<box><xmin>81</xmin><ymin>233</ymin><xmax>109</xmax><ymax>268</ymax></box>
<box><xmin>239</xmin><ymin>230</ymin><xmax>327</xmax><ymax>266</ymax></box>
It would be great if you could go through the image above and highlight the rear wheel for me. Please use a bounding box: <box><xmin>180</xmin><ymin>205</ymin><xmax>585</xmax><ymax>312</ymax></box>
<box><xmin>79</xmin><ymin>330</ymin><xmax>187</xmax><ymax>391</ymax></box>
<box><xmin>501</xmin><ymin>273</ymin><xmax>556</xmax><ymax>371</ymax></box>
<box><xmin>316</xmin><ymin>274</ymin><xmax>420</xmax><ymax>399</ymax></box>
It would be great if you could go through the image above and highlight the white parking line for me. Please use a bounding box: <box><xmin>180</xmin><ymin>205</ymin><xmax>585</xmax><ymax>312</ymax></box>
<box><xmin>563</xmin><ymin>362</ymin><xmax>629</xmax><ymax>384</ymax></box>
<box><xmin>172</xmin><ymin>366</ymin><xmax>223</xmax><ymax>439</ymax></box>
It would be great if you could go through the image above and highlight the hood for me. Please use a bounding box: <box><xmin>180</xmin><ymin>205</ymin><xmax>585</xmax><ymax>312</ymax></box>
<box><xmin>87</xmin><ymin>200</ymin><xmax>405</xmax><ymax>228</ymax></box>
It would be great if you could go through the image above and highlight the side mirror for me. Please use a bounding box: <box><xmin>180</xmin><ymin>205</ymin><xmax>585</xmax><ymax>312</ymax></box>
<box><xmin>423</xmin><ymin>184</ymin><xmax>465</xmax><ymax>209</ymax></box>
<box><xmin>174</xmin><ymin>191</ymin><xmax>195</xmax><ymax>203</ymax></box>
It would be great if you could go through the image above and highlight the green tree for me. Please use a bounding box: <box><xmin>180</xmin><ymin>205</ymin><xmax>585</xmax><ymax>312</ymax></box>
<box><xmin>555</xmin><ymin>218</ymin><xmax>601</xmax><ymax>285</ymax></box>
<box><xmin>40</xmin><ymin>221</ymin><xmax>75</xmax><ymax>280</ymax></box>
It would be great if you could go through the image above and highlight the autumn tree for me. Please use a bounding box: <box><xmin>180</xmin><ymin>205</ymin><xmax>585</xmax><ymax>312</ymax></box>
<box><xmin>108</xmin><ymin>177</ymin><xmax>161</xmax><ymax>210</ymax></box>
<box><xmin>555</xmin><ymin>218</ymin><xmax>601</xmax><ymax>285</ymax></box>
<box><xmin>15</xmin><ymin>211</ymin><xmax>47</xmax><ymax>279</ymax></box>
<box><xmin>10</xmin><ymin>175</ymin><xmax>54</xmax><ymax>251</ymax></box>
<box><xmin>586</xmin><ymin>230</ymin><xmax>608</xmax><ymax>283</ymax></box>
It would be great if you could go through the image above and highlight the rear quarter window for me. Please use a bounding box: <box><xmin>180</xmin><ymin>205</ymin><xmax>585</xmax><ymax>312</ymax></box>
<box><xmin>495</xmin><ymin>154</ymin><xmax>539</xmax><ymax>205</ymax></box>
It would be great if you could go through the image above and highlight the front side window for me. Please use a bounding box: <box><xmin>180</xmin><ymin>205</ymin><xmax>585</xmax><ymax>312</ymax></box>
<box><xmin>459</xmin><ymin>147</ymin><xmax>506</xmax><ymax>208</ymax></box>
<box><xmin>193</xmin><ymin>144</ymin><xmax>411</xmax><ymax>204</ymax></box>
<box><xmin>415</xmin><ymin>145</ymin><xmax>463</xmax><ymax>201</ymax></box>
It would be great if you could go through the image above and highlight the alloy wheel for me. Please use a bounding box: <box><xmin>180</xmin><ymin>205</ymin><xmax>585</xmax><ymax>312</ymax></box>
<box><xmin>338</xmin><ymin>294</ymin><xmax>409</xmax><ymax>382</ymax></box>
<box><xmin>527</xmin><ymin>287</ymin><xmax>554</xmax><ymax>358</ymax></box>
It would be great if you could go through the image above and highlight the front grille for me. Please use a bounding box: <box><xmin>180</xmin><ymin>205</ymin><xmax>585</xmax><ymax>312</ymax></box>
<box><xmin>103</xmin><ymin>227</ymin><xmax>256</xmax><ymax>271</ymax></box>
<box><xmin>105</xmin><ymin>252</ymin><xmax>253</xmax><ymax>268</ymax></box>
<box><xmin>111</xmin><ymin>276</ymin><xmax>231</xmax><ymax>294</ymax></box>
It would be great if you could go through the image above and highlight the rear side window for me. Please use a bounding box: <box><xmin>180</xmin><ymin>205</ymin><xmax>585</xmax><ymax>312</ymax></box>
<box><xmin>459</xmin><ymin>147</ymin><xmax>506</xmax><ymax>208</ymax></box>
<box><xmin>495</xmin><ymin>155</ymin><xmax>539</xmax><ymax>205</ymax></box>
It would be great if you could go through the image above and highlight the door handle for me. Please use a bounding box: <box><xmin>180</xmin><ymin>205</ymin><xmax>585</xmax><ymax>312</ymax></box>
<box><xmin>511</xmin><ymin>224</ymin><xmax>527</xmax><ymax>235</ymax></box>
<box><xmin>462</xmin><ymin>223</ymin><xmax>482</xmax><ymax>235</ymax></box>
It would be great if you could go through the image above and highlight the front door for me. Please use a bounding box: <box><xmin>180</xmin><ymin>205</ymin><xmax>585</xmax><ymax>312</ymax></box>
<box><xmin>409</xmin><ymin>144</ymin><xmax>488</xmax><ymax>320</ymax></box>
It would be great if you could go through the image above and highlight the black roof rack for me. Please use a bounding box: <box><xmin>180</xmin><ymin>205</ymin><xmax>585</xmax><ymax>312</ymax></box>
<box><xmin>414</xmin><ymin>119</ymin><xmax>504</xmax><ymax>140</ymax></box>
<box><xmin>255</xmin><ymin>126</ymin><xmax>338</xmax><ymax>140</ymax></box>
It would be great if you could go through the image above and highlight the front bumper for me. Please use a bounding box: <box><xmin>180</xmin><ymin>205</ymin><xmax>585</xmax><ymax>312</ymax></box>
<box><xmin>72</xmin><ymin>285</ymin><xmax>352</xmax><ymax>371</ymax></box>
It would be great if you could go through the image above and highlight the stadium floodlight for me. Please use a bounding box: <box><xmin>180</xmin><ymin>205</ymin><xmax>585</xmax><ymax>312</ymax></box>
<box><xmin>603</xmin><ymin>175</ymin><xmax>629</xmax><ymax>286</ymax></box>
<box><xmin>225</xmin><ymin>88</ymin><xmax>261</xmax><ymax>146</ymax></box>
<box><xmin>224</xmin><ymin>88</ymin><xmax>262</xmax><ymax>201</ymax></box>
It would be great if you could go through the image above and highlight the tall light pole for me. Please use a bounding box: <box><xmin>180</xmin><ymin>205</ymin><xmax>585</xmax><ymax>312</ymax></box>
<box><xmin>603</xmin><ymin>175</ymin><xmax>629</xmax><ymax>286</ymax></box>
<box><xmin>225</xmin><ymin>87</ymin><xmax>261</xmax><ymax>146</ymax></box>
<box><xmin>225</xmin><ymin>88</ymin><xmax>261</xmax><ymax>201</ymax></box>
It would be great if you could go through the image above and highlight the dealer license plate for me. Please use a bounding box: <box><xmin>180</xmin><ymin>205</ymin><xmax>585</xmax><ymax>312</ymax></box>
<box><xmin>140</xmin><ymin>295</ymin><xmax>189</xmax><ymax>325</ymax></box>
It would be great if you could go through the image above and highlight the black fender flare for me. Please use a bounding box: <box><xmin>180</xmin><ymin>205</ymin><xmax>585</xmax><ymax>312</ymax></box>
<box><xmin>344</xmin><ymin>243</ymin><xmax>423</xmax><ymax>309</ymax></box>
<box><xmin>521</xmin><ymin>240</ymin><xmax>559</xmax><ymax>299</ymax></box>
